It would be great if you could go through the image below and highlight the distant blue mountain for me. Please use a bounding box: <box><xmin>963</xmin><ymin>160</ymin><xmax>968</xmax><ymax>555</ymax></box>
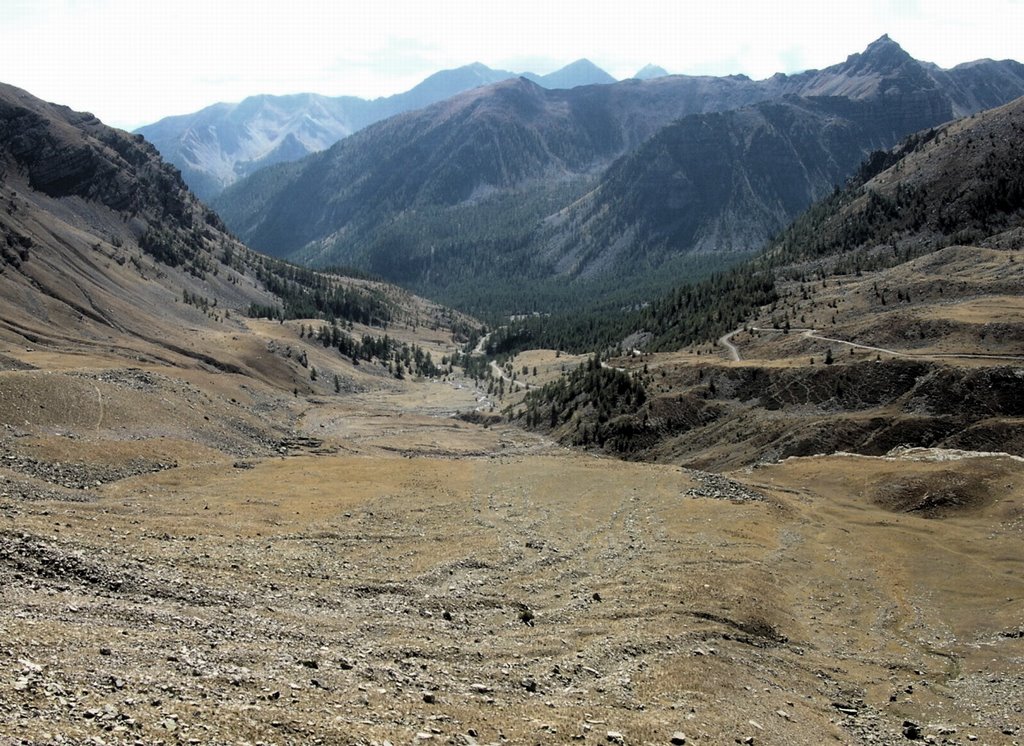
<box><xmin>135</xmin><ymin>60</ymin><xmax>617</xmax><ymax>199</ymax></box>
<box><xmin>523</xmin><ymin>59</ymin><xmax>617</xmax><ymax>89</ymax></box>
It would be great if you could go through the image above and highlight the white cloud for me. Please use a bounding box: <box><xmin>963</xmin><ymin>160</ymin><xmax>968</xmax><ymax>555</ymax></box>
<box><xmin>0</xmin><ymin>0</ymin><xmax>1021</xmax><ymax>129</ymax></box>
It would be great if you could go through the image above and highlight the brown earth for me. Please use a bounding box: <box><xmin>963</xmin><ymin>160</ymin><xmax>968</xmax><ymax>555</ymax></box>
<box><xmin>2</xmin><ymin>321</ymin><xmax>1023</xmax><ymax>746</ymax></box>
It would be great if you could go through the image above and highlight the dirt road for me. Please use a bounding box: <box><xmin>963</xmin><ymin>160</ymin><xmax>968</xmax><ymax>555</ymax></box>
<box><xmin>717</xmin><ymin>330</ymin><xmax>742</xmax><ymax>361</ymax></box>
<box><xmin>721</xmin><ymin>325</ymin><xmax>1024</xmax><ymax>362</ymax></box>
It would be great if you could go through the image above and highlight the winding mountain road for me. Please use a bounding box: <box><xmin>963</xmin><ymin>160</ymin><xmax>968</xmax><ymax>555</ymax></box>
<box><xmin>717</xmin><ymin>331</ymin><xmax>742</xmax><ymax>362</ymax></box>
<box><xmin>719</xmin><ymin>326</ymin><xmax>1024</xmax><ymax>363</ymax></box>
<box><xmin>489</xmin><ymin>360</ymin><xmax>527</xmax><ymax>390</ymax></box>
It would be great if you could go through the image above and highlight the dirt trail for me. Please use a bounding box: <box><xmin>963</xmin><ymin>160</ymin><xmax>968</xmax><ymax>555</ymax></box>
<box><xmin>718</xmin><ymin>330</ymin><xmax>742</xmax><ymax>361</ymax></box>
<box><xmin>721</xmin><ymin>325</ymin><xmax>1024</xmax><ymax>362</ymax></box>
<box><xmin>489</xmin><ymin>359</ymin><xmax>527</xmax><ymax>390</ymax></box>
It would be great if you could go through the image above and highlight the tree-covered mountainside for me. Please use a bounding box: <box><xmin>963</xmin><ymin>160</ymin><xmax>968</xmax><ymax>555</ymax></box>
<box><xmin>214</xmin><ymin>73</ymin><xmax>769</xmax><ymax>258</ymax></box>
<box><xmin>481</xmin><ymin>261</ymin><xmax>779</xmax><ymax>356</ymax></box>
<box><xmin>635</xmin><ymin>93</ymin><xmax>1024</xmax><ymax>352</ymax></box>
<box><xmin>536</xmin><ymin>94</ymin><xmax>932</xmax><ymax>276</ymax></box>
<box><xmin>504</xmin><ymin>95</ymin><xmax>1024</xmax><ymax>466</ymax></box>
<box><xmin>512</xmin><ymin>354</ymin><xmax>648</xmax><ymax>448</ymax></box>
<box><xmin>768</xmin><ymin>95</ymin><xmax>1024</xmax><ymax>273</ymax></box>
<box><xmin>214</xmin><ymin>37</ymin><xmax>1024</xmax><ymax>319</ymax></box>
<box><xmin>487</xmin><ymin>89</ymin><xmax>1024</xmax><ymax>358</ymax></box>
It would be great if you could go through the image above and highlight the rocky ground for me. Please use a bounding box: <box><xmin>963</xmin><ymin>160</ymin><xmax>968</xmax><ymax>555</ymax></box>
<box><xmin>2</xmin><ymin>68</ymin><xmax>1015</xmax><ymax>740</ymax></box>
<box><xmin>1</xmin><ymin>338</ymin><xmax>1022</xmax><ymax>745</ymax></box>
<box><xmin>4</xmin><ymin>74</ymin><xmax>1022</xmax><ymax>746</ymax></box>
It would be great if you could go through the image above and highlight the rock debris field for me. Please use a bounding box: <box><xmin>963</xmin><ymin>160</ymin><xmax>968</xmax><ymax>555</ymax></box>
<box><xmin>1</xmin><ymin>367</ymin><xmax>1023</xmax><ymax>745</ymax></box>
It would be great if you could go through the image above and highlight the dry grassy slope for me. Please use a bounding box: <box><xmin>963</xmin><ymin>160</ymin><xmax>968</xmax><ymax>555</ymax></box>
<box><xmin>0</xmin><ymin>81</ymin><xmax>277</xmax><ymax>381</ymax></box>
<box><xmin>0</xmin><ymin>78</ymin><xmax>485</xmax><ymax>560</ymax></box>
<box><xmin>1</xmin><ymin>362</ymin><xmax>1022</xmax><ymax>745</ymax></box>
<box><xmin>0</xmin><ymin>166</ymin><xmax>470</xmax><ymax>398</ymax></box>
<box><xmin>0</xmin><ymin>151</ymin><xmax>464</xmax><ymax>393</ymax></box>
<box><xmin>746</xmin><ymin>245</ymin><xmax>1024</xmax><ymax>358</ymax></box>
<box><xmin>0</xmin><ymin>171</ymin><xmax>267</xmax><ymax>370</ymax></box>
<box><xmin>0</xmin><ymin>81</ymin><xmax>471</xmax><ymax>392</ymax></box>
<box><xmin>541</xmin><ymin>242</ymin><xmax>1022</xmax><ymax>471</ymax></box>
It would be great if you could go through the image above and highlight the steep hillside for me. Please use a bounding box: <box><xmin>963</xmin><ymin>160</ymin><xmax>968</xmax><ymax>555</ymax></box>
<box><xmin>503</xmin><ymin>89</ymin><xmax>1024</xmax><ymax>467</ymax></box>
<box><xmin>216</xmin><ymin>38</ymin><xmax>1024</xmax><ymax>317</ymax></box>
<box><xmin>614</xmin><ymin>91</ymin><xmax>1024</xmax><ymax>355</ymax></box>
<box><xmin>0</xmin><ymin>83</ymin><xmax>470</xmax><ymax>387</ymax></box>
<box><xmin>0</xmin><ymin>83</ymin><xmax>270</xmax><ymax>360</ymax></box>
<box><xmin>769</xmin><ymin>94</ymin><xmax>1024</xmax><ymax>271</ymax></box>
<box><xmin>537</xmin><ymin>94</ymin><xmax>929</xmax><ymax>278</ymax></box>
<box><xmin>0</xmin><ymin>79</ymin><xmax>486</xmax><ymax>505</ymax></box>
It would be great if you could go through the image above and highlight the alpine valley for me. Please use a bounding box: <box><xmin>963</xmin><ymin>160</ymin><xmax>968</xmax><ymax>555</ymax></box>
<box><xmin>211</xmin><ymin>36</ymin><xmax>1024</xmax><ymax>316</ymax></box>
<box><xmin>1</xmin><ymin>30</ymin><xmax>1023</xmax><ymax>746</ymax></box>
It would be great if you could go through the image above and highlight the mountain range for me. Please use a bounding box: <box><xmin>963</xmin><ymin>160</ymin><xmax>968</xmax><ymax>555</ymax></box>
<box><xmin>211</xmin><ymin>36</ymin><xmax>1024</xmax><ymax>317</ymax></box>
<box><xmin>632</xmin><ymin>92</ymin><xmax>1024</xmax><ymax>355</ymax></box>
<box><xmin>3</xmin><ymin>46</ymin><xmax>1024</xmax><ymax>746</ymax></box>
<box><xmin>136</xmin><ymin>59</ymin><xmax>622</xmax><ymax>199</ymax></box>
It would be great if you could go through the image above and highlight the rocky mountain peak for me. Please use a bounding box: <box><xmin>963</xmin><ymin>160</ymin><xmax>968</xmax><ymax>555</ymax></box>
<box><xmin>843</xmin><ymin>34</ymin><xmax>917</xmax><ymax>74</ymax></box>
<box><xmin>525</xmin><ymin>59</ymin><xmax>617</xmax><ymax>89</ymax></box>
<box><xmin>634</xmin><ymin>64</ymin><xmax>670</xmax><ymax>80</ymax></box>
<box><xmin>0</xmin><ymin>83</ymin><xmax>182</xmax><ymax>214</ymax></box>
<box><xmin>562</xmin><ymin>58</ymin><xmax>603</xmax><ymax>73</ymax></box>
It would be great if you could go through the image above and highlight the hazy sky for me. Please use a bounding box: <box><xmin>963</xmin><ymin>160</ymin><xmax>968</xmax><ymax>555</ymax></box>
<box><xmin>3</xmin><ymin>0</ymin><xmax>1022</xmax><ymax>130</ymax></box>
